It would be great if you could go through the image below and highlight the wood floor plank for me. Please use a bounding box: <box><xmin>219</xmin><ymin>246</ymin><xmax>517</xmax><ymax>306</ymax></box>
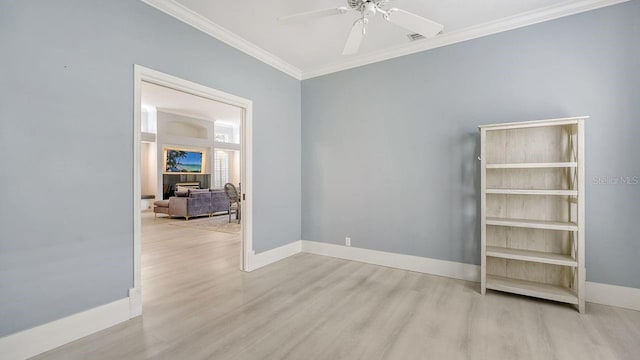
<box><xmin>32</xmin><ymin>212</ymin><xmax>640</xmax><ymax>360</ymax></box>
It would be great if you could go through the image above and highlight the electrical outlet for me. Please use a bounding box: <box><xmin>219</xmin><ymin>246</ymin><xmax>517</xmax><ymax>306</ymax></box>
<box><xmin>345</xmin><ymin>237</ymin><xmax>351</xmax><ymax>247</ymax></box>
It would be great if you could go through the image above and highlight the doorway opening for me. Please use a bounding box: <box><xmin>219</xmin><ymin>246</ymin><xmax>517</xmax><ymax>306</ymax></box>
<box><xmin>131</xmin><ymin>65</ymin><xmax>253</xmax><ymax>316</ymax></box>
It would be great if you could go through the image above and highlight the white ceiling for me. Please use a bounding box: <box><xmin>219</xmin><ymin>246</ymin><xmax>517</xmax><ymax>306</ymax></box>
<box><xmin>145</xmin><ymin>0</ymin><xmax>627</xmax><ymax>78</ymax></box>
<box><xmin>141</xmin><ymin>81</ymin><xmax>242</xmax><ymax>125</ymax></box>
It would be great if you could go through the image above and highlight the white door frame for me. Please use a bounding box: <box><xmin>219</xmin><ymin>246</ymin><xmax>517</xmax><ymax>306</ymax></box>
<box><xmin>131</xmin><ymin>65</ymin><xmax>253</xmax><ymax>316</ymax></box>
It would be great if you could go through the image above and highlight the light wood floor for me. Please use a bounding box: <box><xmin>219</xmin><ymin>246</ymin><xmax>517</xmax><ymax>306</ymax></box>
<box><xmin>35</xmin><ymin>213</ymin><xmax>640</xmax><ymax>360</ymax></box>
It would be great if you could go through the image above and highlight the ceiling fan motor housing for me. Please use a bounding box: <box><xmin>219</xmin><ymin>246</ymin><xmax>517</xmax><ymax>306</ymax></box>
<box><xmin>349</xmin><ymin>1</ymin><xmax>380</xmax><ymax>18</ymax></box>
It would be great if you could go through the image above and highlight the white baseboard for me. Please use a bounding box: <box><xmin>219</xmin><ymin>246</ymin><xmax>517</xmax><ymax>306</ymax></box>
<box><xmin>300</xmin><ymin>240</ymin><xmax>640</xmax><ymax>311</ymax></box>
<box><xmin>0</xmin><ymin>297</ymin><xmax>135</xmax><ymax>360</ymax></box>
<box><xmin>129</xmin><ymin>287</ymin><xmax>143</xmax><ymax>317</ymax></box>
<box><xmin>301</xmin><ymin>240</ymin><xmax>479</xmax><ymax>282</ymax></box>
<box><xmin>247</xmin><ymin>240</ymin><xmax>302</xmax><ymax>271</ymax></box>
<box><xmin>585</xmin><ymin>281</ymin><xmax>640</xmax><ymax>311</ymax></box>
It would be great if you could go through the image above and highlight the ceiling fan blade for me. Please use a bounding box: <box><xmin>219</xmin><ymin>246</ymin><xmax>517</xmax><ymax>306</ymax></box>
<box><xmin>343</xmin><ymin>19</ymin><xmax>366</xmax><ymax>55</ymax></box>
<box><xmin>386</xmin><ymin>8</ymin><xmax>443</xmax><ymax>38</ymax></box>
<box><xmin>278</xmin><ymin>6</ymin><xmax>350</xmax><ymax>23</ymax></box>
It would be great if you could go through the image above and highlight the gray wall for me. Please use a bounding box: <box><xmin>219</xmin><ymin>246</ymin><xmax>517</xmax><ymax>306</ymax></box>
<box><xmin>0</xmin><ymin>0</ymin><xmax>301</xmax><ymax>336</ymax></box>
<box><xmin>1</xmin><ymin>0</ymin><xmax>638</xmax><ymax>340</ymax></box>
<box><xmin>302</xmin><ymin>1</ymin><xmax>640</xmax><ymax>289</ymax></box>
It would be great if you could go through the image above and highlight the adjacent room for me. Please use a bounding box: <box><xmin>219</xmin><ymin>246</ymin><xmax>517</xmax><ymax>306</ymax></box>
<box><xmin>138</xmin><ymin>81</ymin><xmax>247</xmax><ymax>332</ymax></box>
<box><xmin>1</xmin><ymin>0</ymin><xmax>639</xmax><ymax>359</ymax></box>
<box><xmin>140</xmin><ymin>81</ymin><xmax>243</xmax><ymax>224</ymax></box>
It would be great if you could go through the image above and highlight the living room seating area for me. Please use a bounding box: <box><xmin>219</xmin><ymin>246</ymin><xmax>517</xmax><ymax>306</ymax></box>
<box><xmin>153</xmin><ymin>188</ymin><xmax>230</xmax><ymax>220</ymax></box>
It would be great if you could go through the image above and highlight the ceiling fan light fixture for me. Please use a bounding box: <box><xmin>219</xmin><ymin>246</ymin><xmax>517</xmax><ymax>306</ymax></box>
<box><xmin>362</xmin><ymin>2</ymin><xmax>377</xmax><ymax>18</ymax></box>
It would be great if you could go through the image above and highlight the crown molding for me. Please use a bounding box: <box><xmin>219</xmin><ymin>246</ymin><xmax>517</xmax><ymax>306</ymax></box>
<box><xmin>301</xmin><ymin>0</ymin><xmax>630</xmax><ymax>79</ymax></box>
<box><xmin>142</xmin><ymin>0</ymin><xmax>628</xmax><ymax>81</ymax></box>
<box><xmin>141</xmin><ymin>0</ymin><xmax>303</xmax><ymax>80</ymax></box>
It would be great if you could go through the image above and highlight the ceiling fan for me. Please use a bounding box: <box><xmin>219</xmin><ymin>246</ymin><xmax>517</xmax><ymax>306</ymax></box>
<box><xmin>278</xmin><ymin>0</ymin><xmax>444</xmax><ymax>55</ymax></box>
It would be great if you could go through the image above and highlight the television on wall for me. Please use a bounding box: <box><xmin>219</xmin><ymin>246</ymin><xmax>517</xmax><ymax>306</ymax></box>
<box><xmin>165</xmin><ymin>149</ymin><xmax>203</xmax><ymax>173</ymax></box>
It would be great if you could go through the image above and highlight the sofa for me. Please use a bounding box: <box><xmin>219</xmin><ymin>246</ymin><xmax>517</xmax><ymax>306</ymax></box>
<box><xmin>153</xmin><ymin>189</ymin><xmax>210</xmax><ymax>220</ymax></box>
<box><xmin>153</xmin><ymin>188</ymin><xmax>230</xmax><ymax>220</ymax></box>
<box><xmin>210</xmin><ymin>189</ymin><xmax>229</xmax><ymax>214</ymax></box>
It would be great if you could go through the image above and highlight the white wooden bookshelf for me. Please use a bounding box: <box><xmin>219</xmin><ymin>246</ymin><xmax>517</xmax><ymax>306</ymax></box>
<box><xmin>479</xmin><ymin>116</ymin><xmax>587</xmax><ymax>312</ymax></box>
